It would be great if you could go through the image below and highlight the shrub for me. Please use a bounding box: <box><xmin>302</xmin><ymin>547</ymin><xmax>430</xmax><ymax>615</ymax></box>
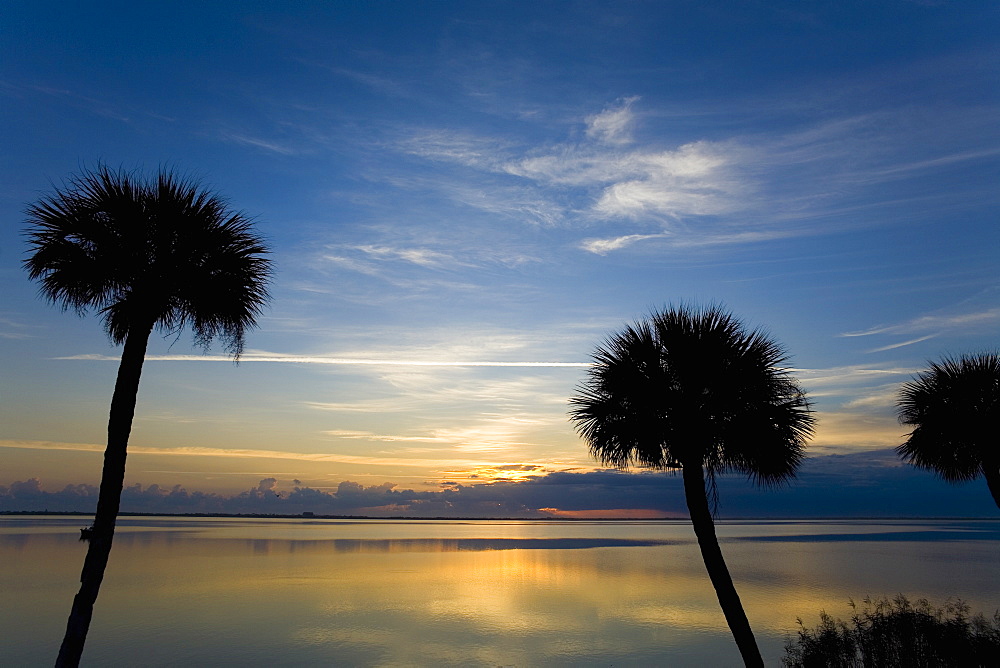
<box><xmin>783</xmin><ymin>595</ymin><xmax>1000</xmax><ymax>667</ymax></box>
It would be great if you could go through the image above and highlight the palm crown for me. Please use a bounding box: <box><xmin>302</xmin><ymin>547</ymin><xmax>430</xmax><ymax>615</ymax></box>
<box><xmin>23</xmin><ymin>166</ymin><xmax>271</xmax><ymax>356</ymax></box>
<box><xmin>570</xmin><ymin>305</ymin><xmax>814</xmax><ymax>486</ymax></box>
<box><xmin>897</xmin><ymin>352</ymin><xmax>1000</xmax><ymax>483</ymax></box>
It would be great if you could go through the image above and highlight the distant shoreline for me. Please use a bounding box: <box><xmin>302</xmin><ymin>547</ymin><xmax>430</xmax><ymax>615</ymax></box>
<box><xmin>1</xmin><ymin>510</ymin><xmax>996</xmax><ymax>521</ymax></box>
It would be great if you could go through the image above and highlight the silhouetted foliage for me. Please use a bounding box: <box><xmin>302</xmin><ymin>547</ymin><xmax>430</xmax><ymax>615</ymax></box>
<box><xmin>897</xmin><ymin>353</ymin><xmax>1000</xmax><ymax>509</ymax></box>
<box><xmin>569</xmin><ymin>304</ymin><xmax>814</xmax><ymax>667</ymax></box>
<box><xmin>24</xmin><ymin>166</ymin><xmax>271</xmax><ymax>354</ymax></box>
<box><xmin>783</xmin><ymin>595</ymin><xmax>1000</xmax><ymax>667</ymax></box>
<box><xmin>23</xmin><ymin>165</ymin><xmax>271</xmax><ymax>666</ymax></box>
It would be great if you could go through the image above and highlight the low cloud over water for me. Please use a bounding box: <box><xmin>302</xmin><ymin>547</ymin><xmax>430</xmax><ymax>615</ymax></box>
<box><xmin>2</xmin><ymin>449</ymin><xmax>997</xmax><ymax>518</ymax></box>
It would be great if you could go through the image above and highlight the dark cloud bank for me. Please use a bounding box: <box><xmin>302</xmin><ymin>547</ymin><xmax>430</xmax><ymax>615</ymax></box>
<box><xmin>2</xmin><ymin>450</ymin><xmax>996</xmax><ymax>518</ymax></box>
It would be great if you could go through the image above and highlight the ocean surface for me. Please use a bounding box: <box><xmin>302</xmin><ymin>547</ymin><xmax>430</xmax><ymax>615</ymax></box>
<box><xmin>3</xmin><ymin>516</ymin><xmax>998</xmax><ymax>666</ymax></box>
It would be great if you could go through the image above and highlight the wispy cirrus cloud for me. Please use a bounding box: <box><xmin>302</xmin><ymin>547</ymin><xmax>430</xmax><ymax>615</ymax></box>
<box><xmin>351</xmin><ymin>244</ymin><xmax>462</xmax><ymax>269</ymax></box>
<box><xmin>388</xmin><ymin>87</ymin><xmax>1000</xmax><ymax>257</ymax></box>
<box><xmin>585</xmin><ymin>96</ymin><xmax>641</xmax><ymax>145</ymax></box>
<box><xmin>396</xmin><ymin>130</ymin><xmax>513</xmax><ymax>170</ymax></box>
<box><xmin>792</xmin><ymin>365</ymin><xmax>914</xmax><ymax>453</ymax></box>
<box><xmin>842</xmin><ymin>386</ymin><xmax>903</xmax><ymax>411</ymax></box>
<box><xmin>579</xmin><ymin>233</ymin><xmax>669</xmax><ymax>255</ymax></box>
<box><xmin>303</xmin><ymin>367</ymin><xmax>581</xmax><ymax>463</ymax></box>
<box><xmin>324</xmin><ymin>414</ymin><xmax>554</xmax><ymax>453</ymax></box>
<box><xmin>0</xmin><ymin>438</ymin><xmax>511</xmax><ymax>470</ymax></box>
<box><xmin>864</xmin><ymin>334</ymin><xmax>939</xmax><ymax>353</ymax></box>
<box><xmin>792</xmin><ymin>364</ymin><xmax>916</xmax><ymax>428</ymax></box>
<box><xmin>324</xmin><ymin>429</ymin><xmax>447</xmax><ymax>443</ymax></box>
<box><xmin>316</xmin><ymin>234</ymin><xmax>539</xmax><ymax>288</ymax></box>
<box><xmin>841</xmin><ymin>307</ymin><xmax>1000</xmax><ymax>338</ymax></box>
<box><xmin>218</xmin><ymin>131</ymin><xmax>300</xmax><ymax>155</ymax></box>
<box><xmin>806</xmin><ymin>411</ymin><xmax>905</xmax><ymax>453</ymax></box>
<box><xmin>863</xmin><ymin>146</ymin><xmax>1000</xmax><ymax>181</ymax></box>
<box><xmin>318</xmin><ymin>64</ymin><xmax>417</xmax><ymax>100</ymax></box>
<box><xmin>0</xmin><ymin>317</ymin><xmax>34</xmax><ymax>339</ymax></box>
<box><xmin>399</xmin><ymin>99</ymin><xmax>750</xmax><ymax>233</ymax></box>
<box><xmin>406</xmin><ymin>178</ymin><xmax>563</xmax><ymax>228</ymax></box>
<box><xmin>794</xmin><ymin>364</ymin><xmax>916</xmax><ymax>393</ymax></box>
<box><xmin>840</xmin><ymin>305</ymin><xmax>1000</xmax><ymax>354</ymax></box>
<box><xmin>26</xmin><ymin>83</ymin><xmax>132</xmax><ymax>122</ymax></box>
<box><xmin>503</xmin><ymin>139</ymin><xmax>747</xmax><ymax>221</ymax></box>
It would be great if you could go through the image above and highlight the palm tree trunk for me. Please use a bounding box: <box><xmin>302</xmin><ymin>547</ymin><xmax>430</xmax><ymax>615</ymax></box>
<box><xmin>56</xmin><ymin>321</ymin><xmax>153</xmax><ymax>667</ymax></box>
<box><xmin>682</xmin><ymin>464</ymin><xmax>764</xmax><ymax>668</ymax></box>
<box><xmin>984</xmin><ymin>466</ymin><xmax>1000</xmax><ymax>510</ymax></box>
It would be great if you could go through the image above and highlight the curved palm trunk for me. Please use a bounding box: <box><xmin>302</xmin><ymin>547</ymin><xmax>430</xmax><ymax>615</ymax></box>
<box><xmin>984</xmin><ymin>466</ymin><xmax>1000</xmax><ymax>510</ymax></box>
<box><xmin>682</xmin><ymin>465</ymin><xmax>764</xmax><ymax>668</ymax></box>
<box><xmin>56</xmin><ymin>321</ymin><xmax>153</xmax><ymax>667</ymax></box>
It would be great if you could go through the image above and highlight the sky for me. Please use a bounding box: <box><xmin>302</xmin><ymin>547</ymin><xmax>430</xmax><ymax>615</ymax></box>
<box><xmin>1</xmin><ymin>1</ymin><xmax>998</xmax><ymax>517</ymax></box>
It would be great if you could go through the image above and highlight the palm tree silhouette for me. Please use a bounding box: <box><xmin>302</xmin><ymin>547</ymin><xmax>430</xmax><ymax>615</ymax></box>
<box><xmin>569</xmin><ymin>305</ymin><xmax>814</xmax><ymax>667</ymax></box>
<box><xmin>24</xmin><ymin>166</ymin><xmax>272</xmax><ymax>666</ymax></box>
<box><xmin>897</xmin><ymin>352</ymin><xmax>1000</xmax><ymax>509</ymax></box>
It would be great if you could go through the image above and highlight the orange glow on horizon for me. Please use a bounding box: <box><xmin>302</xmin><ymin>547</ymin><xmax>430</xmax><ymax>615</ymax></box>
<box><xmin>539</xmin><ymin>508</ymin><xmax>685</xmax><ymax>519</ymax></box>
<box><xmin>442</xmin><ymin>463</ymin><xmax>553</xmax><ymax>485</ymax></box>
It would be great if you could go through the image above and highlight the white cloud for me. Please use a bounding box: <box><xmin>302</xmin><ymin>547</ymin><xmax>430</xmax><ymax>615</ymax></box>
<box><xmin>505</xmin><ymin>140</ymin><xmax>747</xmax><ymax>222</ymax></box>
<box><xmin>579</xmin><ymin>234</ymin><xmax>668</xmax><ymax>255</ymax></box>
<box><xmin>353</xmin><ymin>244</ymin><xmax>460</xmax><ymax>269</ymax></box>
<box><xmin>502</xmin><ymin>150</ymin><xmax>627</xmax><ymax>186</ymax></box>
<box><xmin>662</xmin><ymin>229</ymin><xmax>800</xmax><ymax>248</ymax></box>
<box><xmin>389</xmin><ymin>95</ymin><xmax>1000</xmax><ymax>256</ymax></box>
<box><xmin>397</xmin><ymin>101</ymin><xmax>750</xmax><ymax>236</ymax></box>
<box><xmin>320</xmin><ymin>244</ymin><xmax>464</xmax><ymax>275</ymax></box>
<box><xmin>585</xmin><ymin>96</ymin><xmax>640</xmax><ymax>145</ymax></box>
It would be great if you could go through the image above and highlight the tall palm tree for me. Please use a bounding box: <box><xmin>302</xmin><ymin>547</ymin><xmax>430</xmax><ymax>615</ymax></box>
<box><xmin>23</xmin><ymin>165</ymin><xmax>272</xmax><ymax>667</ymax></box>
<box><xmin>569</xmin><ymin>305</ymin><xmax>814</xmax><ymax>667</ymax></box>
<box><xmin>897</xmin><ymin>352</ymin><xmax>1000</xmax><ymax>509</ymax></box>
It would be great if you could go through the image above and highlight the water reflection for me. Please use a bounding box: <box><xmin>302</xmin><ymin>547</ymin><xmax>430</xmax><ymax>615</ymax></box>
<box><xmin>3</xmin><ymin>517</ymin><xmax>998</xmax><ymax>666</ymax></box>
<box><xmin>257</xmin><ymin>536</ymin><xmax>682</xmax><ymax>554</ymax></box>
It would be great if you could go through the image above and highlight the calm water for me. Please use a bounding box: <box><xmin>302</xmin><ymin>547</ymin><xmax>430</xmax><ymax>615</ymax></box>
<box><xmin>2</xmin><ymin>517</ymin><xmax>998</xmax><ymax>666</ymax></box>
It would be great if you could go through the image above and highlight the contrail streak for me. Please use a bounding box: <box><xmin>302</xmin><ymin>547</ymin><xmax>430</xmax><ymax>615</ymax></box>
<box><xmin>56</xmin><ymin>353</ymin><xmax>593</xmax><ymax>368</ymax></box>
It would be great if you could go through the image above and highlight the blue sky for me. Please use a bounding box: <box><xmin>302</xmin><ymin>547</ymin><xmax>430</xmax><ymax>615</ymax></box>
<box><xmin>2</xmin><ymin>1</ymin><xmax>998</xmax><ymax>516</ymax></box>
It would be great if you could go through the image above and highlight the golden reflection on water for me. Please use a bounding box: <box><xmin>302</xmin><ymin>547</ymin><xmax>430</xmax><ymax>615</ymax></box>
<box><xmin>3</xmin><ymin>517</ymin><xmax>999</xmax><ymax>666</ymax></box>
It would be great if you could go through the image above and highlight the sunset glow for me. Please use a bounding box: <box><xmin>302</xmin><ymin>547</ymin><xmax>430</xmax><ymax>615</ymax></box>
<box><xmin>2</xmin><ymin>1</ymin><xmax>998</xmax><ymax>518</ymax></box>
